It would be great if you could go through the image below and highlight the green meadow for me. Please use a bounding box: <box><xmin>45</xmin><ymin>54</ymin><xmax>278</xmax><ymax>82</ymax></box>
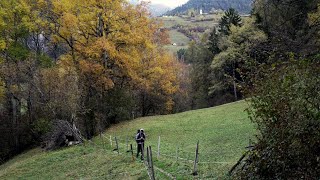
<box><xmin>0</xmin><ymin>100</ymin><xmax>255</xmax><ymax>179</ymax></box>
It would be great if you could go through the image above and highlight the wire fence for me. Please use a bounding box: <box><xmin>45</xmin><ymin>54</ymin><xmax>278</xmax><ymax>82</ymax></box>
<box><xmin>86</xmin><ymin>136</ymin><xmax>173</xmax><ymax>179</ymax></box>
<box><xmin>82</xmin><ymin>140</ymin><xmax>149</xmax><ymax>179</ymax></box>
<box><xmin>85</xmin><ymin>133</ymin><xmax>251</xmax><ymax>179</ymax></box>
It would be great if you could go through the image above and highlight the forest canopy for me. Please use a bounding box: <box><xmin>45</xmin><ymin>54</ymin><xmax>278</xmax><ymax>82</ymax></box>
<box><xmin>0</xmin><ymin>0</ymin><xmax>183</xmax><ymax>161</ymax></box>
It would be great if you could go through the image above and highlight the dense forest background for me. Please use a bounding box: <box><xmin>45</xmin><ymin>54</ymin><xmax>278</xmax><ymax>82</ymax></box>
<box><xmin>167</xmin><ymin>0</ymin><xmax>253</xmax><ymax>15</ymax></box>
<box><xmin>0</xmin><ymin>0</ymin><xmax>186</xmax><ymax>162</ymax></box>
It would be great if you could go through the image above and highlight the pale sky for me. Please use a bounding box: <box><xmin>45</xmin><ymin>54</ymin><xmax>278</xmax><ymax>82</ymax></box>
<box><xmin>146</xmin><ymin>0</ymin><xmax>189</xmax><ymax>8</ymax></box>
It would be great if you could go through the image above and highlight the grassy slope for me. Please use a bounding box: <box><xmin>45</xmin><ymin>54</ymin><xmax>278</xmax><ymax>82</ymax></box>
<box><xmin>159</xmin><ymin>15</ymin><xmax>219</xmax><ymax>55</ymax></box>
<box><xmin>0</xmin><ymin>146</ymin><xmax>148</xmax><ymax>179</ymax></box>
<box><xmin>0</xmin><ymin>100</ymin><xmax>255</xmax><ymax>179</ymax></box>
<box><xmin>164</xmin><ymin>30</ymin><xmax>189</xmax><ymax>54</ymax></box>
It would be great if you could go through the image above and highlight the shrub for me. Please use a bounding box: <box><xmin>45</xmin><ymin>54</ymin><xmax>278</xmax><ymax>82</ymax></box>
<box><xmin>235</xmin><ymin>58</ymin><xmax>320</xmax><ymax>179</ymax></box>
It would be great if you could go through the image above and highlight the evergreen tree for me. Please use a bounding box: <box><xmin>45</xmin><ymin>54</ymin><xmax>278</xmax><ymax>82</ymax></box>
<box><xmin>207</xmin><ymin>27</ymin><xmax>221</xmax><ymax>55</ymax></box>
<box><xmin>185</xmin><ymin>42</ymin><xmax>213</xmax><ymax>109</ymax></box>
<box><xmin>219</xmin><ymin>8</ymin><xmax>242</xmax><ymax>35</ymax></box>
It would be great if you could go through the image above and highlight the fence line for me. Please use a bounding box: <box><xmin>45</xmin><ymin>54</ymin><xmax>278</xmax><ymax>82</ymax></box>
<box><xmin>97</xmin><ymin>134</ymin><xmax>250</xmax><ymax>179</ymax></box>
<box><xmin>86</xmin><ymin>137</ymin><xmax>153</xmax><ymax>179</ymax></box>
<box><xmin>102</xmin><ymin>135</ymin><xmax>238</xmax><ymax>165</ymax></box>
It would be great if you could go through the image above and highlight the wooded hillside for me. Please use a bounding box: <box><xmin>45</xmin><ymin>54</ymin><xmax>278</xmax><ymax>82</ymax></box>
<box><xmin>0</xmin><ymin>0</ymin><xmax>185</xmax><ymax>162</ymax></box>
<box><xmin>167</xmin><ymin>0</ymin><xmax>253</xmax><ymax>15</ymax></box>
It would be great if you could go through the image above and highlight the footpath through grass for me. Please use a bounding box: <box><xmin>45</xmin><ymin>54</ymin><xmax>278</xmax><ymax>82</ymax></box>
<box><xmin>0</xmin><ymin>100</ymin><xmax>255</xmax><ymax>179</ymax></box>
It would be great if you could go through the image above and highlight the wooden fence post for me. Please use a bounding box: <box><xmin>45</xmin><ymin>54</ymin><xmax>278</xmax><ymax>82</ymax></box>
<box><xmin>146</xmin><ymin>146</ymin><xmax>155</xmax><ymax>180</ymax></box>
<box><xmin>149</xmin><ymin>146</ymin><xmax>155</xmax><ymax>180</ymax></box>
<box><xmin>157</xmin><ymin>136</ymin><xmax>160</xmax><ymax>159</ymax></box>
<box><xmin>192</xmin><ymin>140</ymin><xmax>199</xmax><ymax>176</ymax></box>
<box><xmin>130</xmin><ymin>144</ymin><xmax>134</xmax><ymax>161</ymax></box>
<box><xmin>141</xmin><ymin>142</ymin><xmax>145</xmax><ymax>160</ymax></box>
<box><xmin>146</xmin><ymin>146</ymin><xmax>150</xmax><ymax>166</ymax></box>
<box><xmin>115</xmin><ymin>136</ymin><xmax>119</xmax><ymax>154</ymax></box>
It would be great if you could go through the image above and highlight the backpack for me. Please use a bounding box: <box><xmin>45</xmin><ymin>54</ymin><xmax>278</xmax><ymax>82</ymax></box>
<box><xmin>135</xmin><ymin>133</ymin><xmax>141</xmax><ymax>143</ymax></box>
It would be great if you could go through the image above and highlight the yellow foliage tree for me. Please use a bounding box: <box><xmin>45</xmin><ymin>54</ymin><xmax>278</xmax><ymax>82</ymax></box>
<box><xmin>43</xmin><ymin>0</ymin><xmax>181</xmax><ymax>116</ymax></box>
<box><xmin>136</xmin><ymin>47</ymin><xmax>180</xmax><ymax>115</ymax></box>
<box><xmin>45</xmin><ymin>0</ymin><xmax>157</xmax><ymax>86</ymax></box>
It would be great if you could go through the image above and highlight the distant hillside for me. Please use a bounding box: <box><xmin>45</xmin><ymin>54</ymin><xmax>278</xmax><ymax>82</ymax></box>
<box><xmin>148</xmin><ymin>4</ymin><xmax>171</xmax><ymax>17</ymax></box>
<box><xmin>128</xmin><ymin>1</ymin><xmax>171</xmax><ymax>17</ymax></box>
<box><xmin>167</xmin><ymin>0</ymin><xmax>253</xmax><ymax>15</ymax></box>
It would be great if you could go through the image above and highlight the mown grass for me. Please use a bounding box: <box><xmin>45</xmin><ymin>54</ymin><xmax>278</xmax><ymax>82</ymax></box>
<box><xmin>104</xmin><ymin>100</ymin><xmax>255</xmax><ymax>179</ymax></box>
<box><xmin>0</xmin><ymin>100</ymin><xmax>255</xmax><ymax>179</ymax></box>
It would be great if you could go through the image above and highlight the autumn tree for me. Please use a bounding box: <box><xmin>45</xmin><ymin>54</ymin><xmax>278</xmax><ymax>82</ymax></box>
<box><xmin>134</xmin><ymin>47</ymin><xmax>179</xmax><ymax>116</ymax></box>
<box><xmin>40</xmin><ymin>0</ymin><xmax>182</xmax><ymax>136</ymax></box>
<box><xmin>0</xmin><ymin>0</ymin><xmax>183</xmax><ymax>159</ymax></box>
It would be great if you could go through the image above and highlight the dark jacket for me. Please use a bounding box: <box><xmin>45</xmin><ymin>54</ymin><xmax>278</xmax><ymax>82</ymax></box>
<box><xmin>140</xmin><ymin>132</ymin><xmax>146</xmax><ymax>143</ymax></box>
<box><xmin>135</xmin><ymin>132</ymin><xmax>145</xmax><ymax>144</ymax></box>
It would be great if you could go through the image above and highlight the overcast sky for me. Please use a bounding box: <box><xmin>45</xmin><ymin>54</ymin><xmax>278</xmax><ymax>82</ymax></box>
<box><xmin>146</xmin><ymin>0</ymin><xmax>189</xmax><ymax>8</ymax></box>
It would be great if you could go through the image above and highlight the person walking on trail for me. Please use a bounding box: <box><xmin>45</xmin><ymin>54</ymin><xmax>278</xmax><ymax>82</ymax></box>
<box><xmin>135</xmin><ymin>129</ymin><xmax>143</xmax><ymax>160</ymax></box>
<box><xmin>135</xmin><ymin>129</ymin><xmax>146</xmax><ymax>160</ymax></box>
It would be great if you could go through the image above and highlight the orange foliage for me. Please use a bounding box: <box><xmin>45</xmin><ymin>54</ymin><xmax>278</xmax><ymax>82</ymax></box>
<box><xmin>79</xmin><ymin>60</ymin><xmax>114</xmax><ymax>91</ymax></box>
<box><xmin>45</xmin><ymin>0</ymin><xmax>183</xmax><ymax>114</ymax></box>
<box><xmin>154</xmin><ymin>29</ymin><xmax>171</xmax><ymax>45</ymax></box>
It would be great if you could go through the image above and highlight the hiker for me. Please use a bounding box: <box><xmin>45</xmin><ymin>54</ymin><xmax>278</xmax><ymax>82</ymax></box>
<box><xmin>135</xmin><ymin>129</ymin><xmax>146</xmax><ymax>160</ymax></box>
<box><xmin>135</xmin><ymin>129</ymin><xmax>142</xmax><ymax>159</ymax></box>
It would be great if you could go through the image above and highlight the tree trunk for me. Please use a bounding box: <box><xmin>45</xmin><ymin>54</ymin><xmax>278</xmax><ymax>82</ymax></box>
<box><xmin>233</xmin><ymin>68</ymin><xmax>238</xmax><ymax>101</ymax></box>
<box><xmin>10</xmin><ymin>94</ymin><xmax>20</xmax><ymax>152</ymax></box>
<box><xmin>27</xmin><ymin>90</ymin><xmax>34</xmax><ymax>125</ymax></box>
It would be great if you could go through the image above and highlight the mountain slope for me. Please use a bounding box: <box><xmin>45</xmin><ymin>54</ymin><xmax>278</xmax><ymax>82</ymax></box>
<box><xmin>0</xmin><ymin>100</ymin><xmax>255</xmax><ymax>179</ymax></box>
<box><xmin>167</xmin><ymin>0</ymin><xmax>253</xmax><ymax>15</ymax></box>
<box><xmin>148</xmin><ymin>4</ymin><xmax>171</xmax><ymax>17</ymax></box>
<box><xmin>128</xmin><ymin>1</ymin><xmax>171</xmax><ymax>17</ymax></box>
